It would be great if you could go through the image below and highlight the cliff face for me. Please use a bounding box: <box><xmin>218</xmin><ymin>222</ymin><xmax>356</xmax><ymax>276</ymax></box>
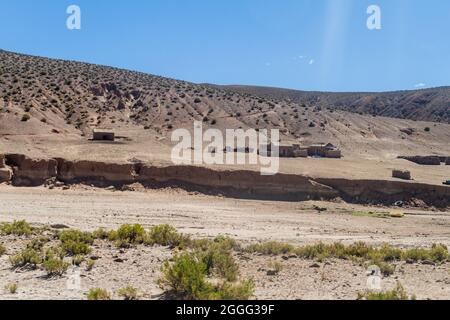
<box><xmin>0</xmin><ymin>154</ymin><xmax>12</xmax><ymax>183</ymax></box>
<box><xmin>1</xmin><ymin>153</ymin><xmax>449</xmax><ymax>208</ymax></box>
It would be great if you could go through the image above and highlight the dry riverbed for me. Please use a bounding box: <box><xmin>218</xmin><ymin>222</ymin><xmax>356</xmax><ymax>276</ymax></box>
<box><xmin>0</xmin><ymin>185</ymin><xmax>449</xmax><ymax>300</ymax></box>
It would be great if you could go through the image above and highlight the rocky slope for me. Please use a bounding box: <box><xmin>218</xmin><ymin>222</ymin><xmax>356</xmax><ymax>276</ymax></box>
<box><xmin>217</xmin><ymin>85</ymin><xmax>450</xmax><ymax>124</ymax></box>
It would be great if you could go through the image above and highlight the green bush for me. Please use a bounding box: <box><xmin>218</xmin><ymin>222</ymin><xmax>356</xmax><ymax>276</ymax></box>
<box><xmin>72</xmin><ymin>255</ymin><xmax>85</xmax><ymax>266</ymax></box>
<box><xmin>357</xmin><ymin>283</ymin><xmax>415</xmax><ymax>300</ymax></box>
<box><xmin>117</xmin><ymin>286</ymin><xmax>138</xmax><ymax>300</ymax></box>
<box><xmin>58</xmin><ymin>229</ymin><xmax>93</xmax><ymax>256</ymax></box>
<box><xmin>146</xmin><ymin>224</ymin><xmax>184</xmax><ymax>247</ymax></box>
<box><xmin>159</xmin><ymin>252</ymin><xmax>254</xmax><ymax>300</ymax></box>
<box><xmin>1</xmin><ymin>220</ymin><xmax>33</xmax><ymax>236</ymax></box>
<box><xmin>369</xmin><ymin>260</ymin><xmax>396</xmax><ymax>276</ymax></box>
<box><xmin>5</xmin><ymin>283</ymin><xmax>18</xmax><ymax>294</ymax></box>
<box><xmin>245</xmin><ymin>241</ymin><xmax>294</xmax><ymax>255</ymax></box>
<box><xmin>43</xmin><ymin>254</ymin><xmax>69</xmax><ymax>277</ymax></box>
<box><xmin>0</xmin><ymin>244</ymin><xmax>6</xmax><ymax>256</ymax></box>
<box><xmin>86</xmin><ymin>259</ymin><xmax>95</xmax><ymax>271</ymax></box>
<box><xmin>244</xmin><ymin>240</ymin><xmax>449</xmax><ymax>266</ymax></box>
<box><xmin>26</xmin><ymin>237</ymin><xmax>50</xmax><ymax>251</ymax></box>
<box><xmin>198</xmin><ymin>243</ymin><xmax>239</xmax><ymax>282</ymax></box>
<box><xmin>92</xmin><ymin>228</ymin><xmax>110</xmax><ymax>240</ymax></box>
<box><xmin>87</xmin><ymin>288</ymin><xmax>111</xmax><ymax>300</ymax></box>
<box><xmin>109</xmin><ymin>224</ymin><xmax>145</xmax><ymax>247</ymax></box>
<box><xmin>159</xmin><ymin>252</ymin><xmax>211</xmax><ymax>300</ymax></box>
<box><xmin>9</xmin><ymin>248</ymin><xmax>42</xmax><ymax>269</ymax></box>
<box><xmin>428</xmin><ymin>244</ymin><xmax>449</xmax><ymax>262</ymax></box>
<box><xmin>208</xmin><ymin>280</ymin><xmax>254</xmax><ymax>300</ymax></box>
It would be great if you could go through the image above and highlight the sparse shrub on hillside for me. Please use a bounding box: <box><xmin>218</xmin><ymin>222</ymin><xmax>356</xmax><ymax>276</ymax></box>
<box><xmin>43</xmin><ymin>251</ymin><xmax>70</xmax><ymax>277</ymax></box>
<box><xmin>108</xmin><ymin>224</ymin><xmax>146</xmax><ymax>248</ymax></box>
<box><xmin>357</xmin><ymin>283</ymin><xmax>415</xmax><ymax>300</ymax></box>
<box><xmin>244</xmin><ymin>240</ymin><xmax>449</xmax><ymax>274</ymax></box>
<box><xmin>86</xmin><ymin>259</ymin><xmax>95</xmax><ymax>271</ymax></box>
<box><xmin>117</xmin><ymin>286</ymin><xmax>139</xmax><ymax>300</ymax></box>
<box><xmin>87</xmin><ymin>288</ymin><xmax>111</xmax><ymax>300</ymax></box>
<box><xmin>9</xmin><ymin>248</ymin><xmax>42</xmax><ymax>269</ymax></box>
<box><xmin>146</xmin><ymin>224</ymin><xmax>186</xmax><ymax>248</ymax></box>
<box><xmin>159</xmin><ymin>251</ymin><xmax>254</xmax><ymax>300</ymax></box>
<box><xmin>92</xmin><ymin>228</ymin><xmax>110</xmax><ymax>240</ymax></box>
<box><xmin>424</xmin><ymin>127</ymin><xmax>431</xmax><ymax>132</ymax></box>
<box><xmin>21</xmin><ymin>114</ymin><xmax>31</xmax><ymax>122</ymax></box>
<box><xmin>197</xmin><ymin>239</ymin><xmax>240</xmax><ymax>282</ymax></box>
<box><xmin>72</xmin><ymin>255</ymin><xmax>85</xmax><ymax>266</ymax></box>
<box><xmin>0</xmin><ymin>243</ymin><xmax>6</xmax><ymax>256</ymax></box>
<box><xmin>1</xmin><ymin>220</ymin><xmax>33</xmax><ymax>236</ymax></box>
<box><xmin>58</xmin><ymin>229</ymin><xmax>94</xmax><ymax>256</ymax></box>
<box><xmin>245</xmin><ymin>241</ymin><xmax>294</xmax><ymax>256</ymax></box>
<box><xmin>5</xmin><ymin>283</ymin><xmax>18</xmax><ymax>294</ymax></box>
<box><xmin>208</xmin><ymin>280</ymin><xmax>254</xmax><ymax>301</ymax></box>
<box><xmin>267</xmin><ymin>261</ymin><xmax>284</xmax><ymax>275</ymax></box>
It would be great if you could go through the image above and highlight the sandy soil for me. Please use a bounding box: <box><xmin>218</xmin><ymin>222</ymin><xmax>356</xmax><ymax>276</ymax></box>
<box><xmin>0</xmin><ymin>185</ymin><xmax>449</xmax><ymax>300</ymax></box>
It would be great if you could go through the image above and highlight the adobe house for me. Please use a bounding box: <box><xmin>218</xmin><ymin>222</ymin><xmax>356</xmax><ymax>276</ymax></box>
<box><xmin>392</xmin><ymin>169</ymin><xmax>411</xmax><ymax>180</ymax></box>
<box><xmin>260</xmin><ymin>143</ymin><xmax>307</xmax><ymax>158</ymax></box>
<box><xmin>307</xmin><ymin>143</ymin><xmax>342</xmax><ymax>158</ymax></box>
<box><xmin>92</xmin><ymin>129</ymin><xmax>115</xmax><ymax>141</ymax></box>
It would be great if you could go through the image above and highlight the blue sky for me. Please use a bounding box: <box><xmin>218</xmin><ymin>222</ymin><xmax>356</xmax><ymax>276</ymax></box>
<box><xmin>0</xmin><ymin>0</ymin><xmax>449</xmax><ymax>92</ymax></box>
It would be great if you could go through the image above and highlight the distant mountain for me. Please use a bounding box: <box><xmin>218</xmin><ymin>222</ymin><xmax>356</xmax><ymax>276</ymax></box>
<box><xmin>213</xmin><ymin>85</ymin><xmax>450</xmax><ymax>124</ymax></box>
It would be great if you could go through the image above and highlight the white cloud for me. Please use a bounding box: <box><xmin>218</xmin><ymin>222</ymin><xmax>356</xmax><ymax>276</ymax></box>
<box><xmin>309</xmin><ymin>59</ymin><xmax>315</xmax><ymax>65</ymax></box>
<box><xmin>414</xmin><ymin>83</ymin><xmax>426</xmax><ymax>88</ymax></box>
<box><xmin>265</xmin><ymin>62</ymin><xmax>271</xmax><ymax>67</ymax></box>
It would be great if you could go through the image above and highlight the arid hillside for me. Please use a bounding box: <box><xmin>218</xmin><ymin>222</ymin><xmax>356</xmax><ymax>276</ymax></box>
<box><xmin>216</xmin><ymin>85</ymin><xmax>450</xmax><ymax>124</ymax></box>
<box><xmin>1</xmin><ymin>50</ymin><xmax>449</xmax><ymax>162</ymax></box>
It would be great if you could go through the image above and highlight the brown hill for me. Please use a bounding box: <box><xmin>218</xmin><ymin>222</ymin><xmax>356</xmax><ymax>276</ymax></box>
<box><xmin>0</xmin><ymin>49</ymin><xmax>449</xmax><ymax>164</ymax></box>
<box><xmin>214</xmin><ymin>85</ymin><xmax>450</xmax><ymax>124</ymax></box>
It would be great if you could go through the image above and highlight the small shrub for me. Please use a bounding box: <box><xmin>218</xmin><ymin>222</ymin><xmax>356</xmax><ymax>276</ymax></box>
<box><xmin>401</xmin><ymin>248</ymin><xmax>432</xmax><ymax>263</ymax></box>
<box><xmin>208</xmin><ymin>280</ymin><xmax>254</xmax><ymax>300</ymax></box>
<box><xmin>72</xmin><ymin>255</ymin><xmax>85</xmax><ymax>266</ymax></box>
<box><xmin>198</xmin><ymin>243</ymin><xmax>239</xmax><ymax>282</ymax></box>
<box><xmin>117</xmin><ymin>286</ymin><xmax>138</xmax><ymax>300</ymax></box>
<box><xmin>428</xmin><ymin>244</ymin><xmax>449</xmax><ymax>262</ymax></box>
<box><xmin>1</xmin><ymin>220</ymin><xmax>33</xmax><ymax>236</ymax></box>
<box><xmin>268</xmin><ymin>261</ymin><xmax>283</xmax><ymax>275</ymax></box>
<box><xmin>26</xmin><ymin>237</ymin><xmax>50</xmax><ymax>251</ymax></box>
<box><xmin>159</xmin><ymin>252</ymin><xmax>254</xmax><ymax>300</ymax></box>
<box><xmin>5</xmin><ymin>283</ymin><xmax>18</xmax><ymax>294</ymax></box>
<box><xmin>21</xmin><ymin>114</ymin><xmax>31</xmax><ymax>122</ymax></box>
<box><xmin>86</xmin><ymin>259</ymin><xmax>95</xmax><ymax>271</ymax></box>
<box><xmin>146</xmin><ymin>224</ymin><xmax>184</xmax><ymax>247</ymax></box>
<box><xmin>109</xmin><ymin>224</ymin><xmax>145</xmax><ymax>247</ymax></box>
<box><xmin>9</xmin><ymin>248</ymin><xmax>42</xmax><ymax>269</ymax></box>
<box><xmin>87</xmin><ymin>288</ymin><xmax>111</xmax><ymax>300</ymax></box>
<box><xmin>357</xmin><ymin>283</ymin><xmax>415</xmax><ymax>300</ymax></box>
<box><xmin>43</xmin><ymin>254</ymin><xmax>69</xmax><ymax>277</ymax></box>
<box><xmin>369</xmin><ymin>260</ymin><xmax>395</xmax><ymax>276</ymax></box>
<box><xmin>246</xmin><ymin>242</ymin><xmax>294</xmax><ymax>255</ymax></box>
<box><xmin>159</xmin><ymin>252</ymin><xmax>210</xmax><ymax>300</ymax></box>
<box><xmin>92</xmin><ymin>228</ymin><xmax>110</xmax><ymax>240</ymax></box>
<box><xmin>58</xmin><ymin>229</ymin><xmax>93</xmax><ymax>256</ymax></box>
<box><xmin>0</xmin><ymin>243</ymin><xmax>6</xmax><ymax>256</ymax></box>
